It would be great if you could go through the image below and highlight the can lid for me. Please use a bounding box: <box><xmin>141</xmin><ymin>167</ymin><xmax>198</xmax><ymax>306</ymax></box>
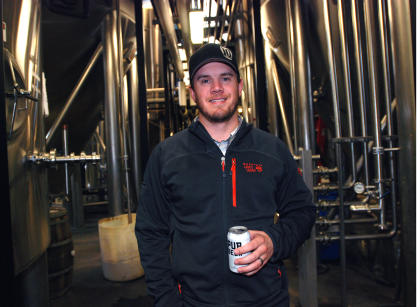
<box><xmin>228</xmin><ymin>226</ymin><xmax>248</xmax><ymax>234</ymax></box>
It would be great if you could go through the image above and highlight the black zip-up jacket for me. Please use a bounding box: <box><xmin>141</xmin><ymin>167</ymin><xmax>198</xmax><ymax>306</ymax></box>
<box><xmin>135</xmin><ymin>119</ymin><xmax>315</xmax><ymax>307</ymax></box>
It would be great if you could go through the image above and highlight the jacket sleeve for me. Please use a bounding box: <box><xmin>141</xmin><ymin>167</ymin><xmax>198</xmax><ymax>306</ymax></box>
<box><xmin>264</xmin><ymin>150</ymin><xmax>316</xmax><ymax>262</ymax></box>
<box><xmin>135</xmin><ymin>146</ymin><xmax>183</xmax><ymax>307</ymax></box>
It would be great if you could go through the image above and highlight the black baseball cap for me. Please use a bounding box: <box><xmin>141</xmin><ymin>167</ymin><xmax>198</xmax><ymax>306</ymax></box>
<box><xmin>189</xmin><ymin>43</ymin><xmax>239</xmax><ymax>82</ymax></box>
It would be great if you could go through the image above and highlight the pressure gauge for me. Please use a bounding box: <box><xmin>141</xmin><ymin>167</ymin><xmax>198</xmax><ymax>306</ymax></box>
<box><xmin>354</xmin><ymin>182</ymin><xmax>365</xmax><ymax>194</ymax></box>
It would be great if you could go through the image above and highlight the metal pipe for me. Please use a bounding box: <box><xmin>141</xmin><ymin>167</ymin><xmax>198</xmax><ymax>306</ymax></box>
<box><xmin>224</xmin><ymin>0</ymin><xmax>241</xmax><ymax>45</ymax></box>
<box><xmin>378</xmin><ymin>0</ymin><xmax>398</xmax><ymax>231</ymax></box>
<box><xmin>63</xmin><ymin>125</ymin><xmax>70</xmax><ymax>196</ymax></box>
<box><xmin>134</xmin><ymin>0</ymin><xmax>150</xmax><ymax>178</ymax></box>
<box><xmin>152</xmin><ymin>0</ymin><xmax>184</xmax><ymax>79</ymax></box>
<box><xmin>217</xmin><ymin>1</ymin><xmax>230</xmax><ymax>43</ymax></box>
<box><xmin>102</xmin><ymin>11</ymin><xmax>123</xmax><ymax>216</ymax></box>
<box><xmin>316</xmin><ymin>229</ymin><xmax>397</xmax><ymax>242</ymax></box>
<box><xmin>116</xmin><ymin>0</ymin><xmax>132</xmax><ymax>223</ymax></box>
<box><xmin>176</xmin><ymin>0</ymin><xmax>193</xmax><ymax>60</ymax></box>
<box><xmin>316</xmin><ymin>217</ymin><xmax>377</xmax><ymax>225</ymax></box>
<box><xmin>322</xmin><ymin>0</ymin><xmax>341</xmax><ymax>138</ymax></box>
<box><xmin>286</xmin><ymin>0</ymin><xmax>298</xmax><ymax>155</ymax></box>
<box><xmin>271</xmin><ymin>58</ymin><xmax>293</xmax><ymax>152</ymax></box>
<box><xmin>147</xmin><ymin>87</ymin><xmax>165</xmax><ymax>93</ymax></box>
<box><xmin>337</xmin><ymin>0</ymin><xmax>356</xmax><ymax>183</ymax></box>
<box><xmin>45</xmin><ymin>43</ymin><xmax>103</xmax><ymax>146</ymax></box>
<box><xmin>336</xmin><ymin>142</ymin><xmax>347</xmax><ymax>307</ymax></box>
<box><xmin>128</xmin><ymin>57</ymin><xmax>142</xmax><ymax>207</ymax></box>
<box><xmin>212</xmin><ymin>0</ymin><xmax>221</xmax><ymax>40</ymax></box>
<box><xmin>206</xmin><ymin>0</ymin><xmax>212</xmax><ymax>41</ymax></box>
<box><xmin>350</xmin><ymin>0</ymin><xmax>369</xmax><ymax>186</ymax></box>
<box><xmin>291</xmin><ymin>0</ymin><xmax>313</xmax><ymax>151</ymax></box>
<box><xmin>364</xmin><ymin>0</ymin><xmax>386</xmax><ymax>229</ymax></box>
<box><xmin>387</xmin><ymin>1</ymin><xmax>416</xmax><ymax>305</ymax></box>
<box><xmin>94</xmin><ymin>129</ymin><xmax>106</xmax><ymax>152</ymax></box>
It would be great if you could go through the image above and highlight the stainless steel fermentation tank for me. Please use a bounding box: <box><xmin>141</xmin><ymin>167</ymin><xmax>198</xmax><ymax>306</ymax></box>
<box><xmin>3</xmin><ymin>0</ymin><xmax>49</xmax><ymax>305</ymax></box>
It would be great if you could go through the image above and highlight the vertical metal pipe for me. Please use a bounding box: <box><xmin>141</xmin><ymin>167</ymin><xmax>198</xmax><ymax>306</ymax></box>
<box><xmin>322</xmin><ymin>1</ymin><xmax>346</xmax><ymax>305</ymax></box>
<box><xmin>134</xmin><ymin>0</ymin><xmax>150</xmax><ymax>178</ymax></box>
<box><xmin>63</xmin><ymin>124</ymin><xmax>70</xmax><ymax>196</ymax></box>
<box><xmin>116</xmin><ymin>0</ymin><xmax>132</xmax><ymax>222</ymax></box>
<box><xmin>387</xmin><ymin>0</ymin><xmax>416</xmax><ymax>305</ymax></box>
<box><xmin>322</xmin><ymin>0</ymin><xmax>342</xmax><ymax>138</ymax></box>
<box><xmin>128</xmin><ymin>58</ymin><xmax>142</xmax><ymax>208</ymax></box>
<box><xmin>212</xmin><ymin>0</ymin><xmax>221</xmax><ymax>40</ymax></box>
<box><xmin>251</xmin><ymin>0</ymin><xmax>268</xmax><ymax>131</ymax></box>
<box><xmin>336</xmin><ymin>142</ymin><xmax>347</xmax><ymax>307</ymax></box>
<box><xmin>271</xmin><ymin>58</ymin><xmax>293</xmax><ymax>152</ymax></box>
<box><xmin>364</xmin><ymin>0</ymin><xmax>386</xmax><ymax>228</ymax></box>
<box><xmin>163</xmin><ymin>50</ymin><xmax>171</xmax><ymax>138</ymax></box>
<box><xmin>337</xmin><ymin>0</ymin><xmax>356</xmax><ymax>183</ymax></box>
<box><xmin>102</xmin><ymin>11</ymin><xmax>123</xmax><ymax>216</ymax></box>
<box><xmin>286</xmin><ymin>0</ymin><xmax>298</xmax><ymax>155</ymax></box>
<box><xmin>350</xmin><ymin>0</ymin><xmax>370</xmax><ymax>185</ymax></box>
<box><xmin>378</xmin><ymin>0</ymin><xmax>398</xmax><ymax>233</ymax></box>
<box><xmin>287</xmin><ymin>1</ymin><xmax>317</xmax><ymax>306</ymax></box>
<box><xmin>291</xmin><ymin>0</ymin><xmax>314</xmax><ymax>151</ymax></box>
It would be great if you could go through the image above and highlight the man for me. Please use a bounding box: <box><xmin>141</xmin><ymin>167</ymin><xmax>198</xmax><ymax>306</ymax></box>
<box><xmin>135</xmin><ymin>43</ymin><xmax>315</xmax><ymax>307</ymax></box>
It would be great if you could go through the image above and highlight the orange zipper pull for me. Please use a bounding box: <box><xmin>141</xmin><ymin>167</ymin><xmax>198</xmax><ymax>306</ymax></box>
<box><xmin>221</xmin><ymin>156</ymin><xmax>225</xmax><ymax>172</ymax></box>
<box><xmin>231</xmin><ymin>158</ymin><xmax>237</xmax><ymax>207</ymax></box>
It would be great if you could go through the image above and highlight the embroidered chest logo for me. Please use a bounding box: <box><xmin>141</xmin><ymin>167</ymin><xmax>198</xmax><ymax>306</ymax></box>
<box><xmin>243</xmin><ymin>162</ymin><xmax>263</xmax><ymax>173</ymax></box>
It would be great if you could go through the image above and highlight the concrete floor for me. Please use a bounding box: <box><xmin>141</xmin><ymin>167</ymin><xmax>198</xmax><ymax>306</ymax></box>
<box><xmin>49</xmin><ymin>211</ymin><xmax>401</xmax><ymax>307</ymax></box>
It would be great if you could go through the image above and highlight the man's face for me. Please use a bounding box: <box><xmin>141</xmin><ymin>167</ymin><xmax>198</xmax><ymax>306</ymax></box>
<box><xmin>190</xmin><ymin>62</ymin><xmax>243</xmax><ymax>123</ymax></box>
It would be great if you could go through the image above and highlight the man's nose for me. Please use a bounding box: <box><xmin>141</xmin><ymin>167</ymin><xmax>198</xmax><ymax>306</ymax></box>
<box><xmin>211</xmin><ymin>80</ymin><xmax>223</xmax><ymax>93</ymax></box>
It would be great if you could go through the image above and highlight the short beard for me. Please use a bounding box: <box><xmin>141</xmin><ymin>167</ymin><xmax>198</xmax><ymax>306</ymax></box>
<box><xmin>197</xmin><ymin>99</ymin><xmax>240</xmax><ymax>123</ymax></box>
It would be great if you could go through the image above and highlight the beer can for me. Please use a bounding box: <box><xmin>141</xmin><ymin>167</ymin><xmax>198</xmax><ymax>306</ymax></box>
<box><xmin>227</xmin><ymin>226</ymin><xmax>251</xmax><ymax>273</ymax></box>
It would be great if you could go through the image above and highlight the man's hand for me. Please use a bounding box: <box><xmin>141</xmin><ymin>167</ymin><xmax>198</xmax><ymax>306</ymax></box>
<box><xmin>234</xmin><ymin>230</ymin><xmax>274</xmax><ymax>276</ymax></box>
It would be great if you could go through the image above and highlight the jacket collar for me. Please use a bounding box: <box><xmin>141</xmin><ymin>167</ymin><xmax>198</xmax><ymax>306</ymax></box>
<box><xmin>188</xmin><ymin>117</ymin><xmax>253</xmax><ymax>151</ymax></box>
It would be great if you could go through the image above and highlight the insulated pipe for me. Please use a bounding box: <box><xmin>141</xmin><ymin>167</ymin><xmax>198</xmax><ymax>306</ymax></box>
<box><xmin>152</xmin><ymin>0</ymin><xmax>184</xmax><ymax>79</ymax></box>
<box><xmin>387</xmin><ymin>1</ymin><xmax>416</xmax><ymax>305</ymax></box>
<box><xmin>102</xmin><ymin>11</ymin><xmax>123</xmax><ymax>216</ymax></box>
<box><xmin>337</xmin><ymin>0</ymin><xmax>356</xmax><ymax>183</ymax></box>
<box><xmin>45</xmin><ymin>43</ymin><xmax>103</xmax><ymax>146</ymax></box>
<box><xmin>350</xmin><ymin>0</ymin><xmax>369</xmax><ymax>186</ymax></box>
<box><xmin>364</xmin><ymin>0</ymin><xmax>386</xmax><ymax>229</ymax></box>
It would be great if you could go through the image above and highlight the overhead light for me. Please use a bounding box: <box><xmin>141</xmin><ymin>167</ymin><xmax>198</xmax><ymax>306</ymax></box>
<box><xmin>189</xmin><ymin>10</ymin><xmax>204</xmax><ymax>44</ymax></box>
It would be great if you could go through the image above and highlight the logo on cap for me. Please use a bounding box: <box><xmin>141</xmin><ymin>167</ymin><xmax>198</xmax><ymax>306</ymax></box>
<box><xmin>220</xmin><ymin>46</ymin><xmax>233</xmax><ymax>60</ymax></box>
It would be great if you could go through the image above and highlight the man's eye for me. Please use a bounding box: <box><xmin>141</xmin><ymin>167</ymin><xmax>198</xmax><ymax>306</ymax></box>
<box><xmin>222</xmin><ymin>77</ymin><xmax>232</xmax><ymax>82</ymax></box>
<box><xmin>200</xmin><ymin>79</ymin><xmax>210</xmax><ymax>84</ymax></box>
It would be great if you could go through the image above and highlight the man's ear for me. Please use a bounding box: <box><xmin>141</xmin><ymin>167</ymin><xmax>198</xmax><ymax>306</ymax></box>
<box><xmin>189</xmin><ymin>86</ymin><xmax>196</xmax><ymax>103</ymax></box>
<box><xmin>238</xmin><ymin>79</ymin><xmax>244</xmax><ymax>96</ymax></box>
